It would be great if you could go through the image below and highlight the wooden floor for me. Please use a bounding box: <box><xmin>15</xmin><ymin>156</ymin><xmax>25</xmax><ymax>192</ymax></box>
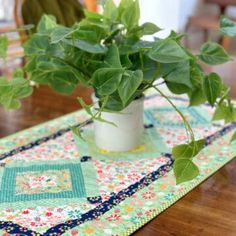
<box><xmin>0</xmin><ymin>61</ymin><xmax>236</xmax><ymax>235</ymax></box>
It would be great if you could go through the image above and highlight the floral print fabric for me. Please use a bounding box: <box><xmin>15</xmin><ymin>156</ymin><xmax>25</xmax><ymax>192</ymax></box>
<box><xmin>0</xmin><ymin>93</ymin><xmax>235</xmax><ymax>235</ymax></box>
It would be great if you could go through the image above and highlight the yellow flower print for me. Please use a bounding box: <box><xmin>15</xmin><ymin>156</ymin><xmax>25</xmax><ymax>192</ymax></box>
<box><xmin>108</xmin><ymin>185</ymin><xmax>115</xmax><ymax>190</ymax></box>
<box><xmin>74</xmin><ymin>153</ymin><xmax>80</xmax><ymax>158</ymax></box>
<box><xmin>159</xmin><ymin>184</ymin><xmax>167</xmax><ymax>190</ymax></box>
<box><xmin>125</xmin><ymin>206</ymin><xmax>134</xmax><ymax>212</ymax></box>
<box><xmin>4</xmin><ymin>159</ymin><xmax>12</xmax><ymax>164</ymax></box>
<box><xmin>32</xmin><ymin>233</ymin><xmax>41</xmax><ymax>236</ymax></box>
<box><xmin>6</xmin><ymin>215</ymin><xmax>15</xmax><ymax>221</ymax></box>
<box><xmin>132</xmin><ymin>145</ymin><xmax>145</xmax><ymax>152</ymax></box>
<box><xmin>84</xmin><ymin>227</ymin><xmax>94</xmax><ymax>234</ymax></box>
<box><xmin>99</xmin><ymin>149</ymin><xmax>109</xmax><ymax>154</ymax></box>
<box><xmin>116</xmin><ymin>174</ymin><xmax>125</xmax><ymax>179</ymax></box>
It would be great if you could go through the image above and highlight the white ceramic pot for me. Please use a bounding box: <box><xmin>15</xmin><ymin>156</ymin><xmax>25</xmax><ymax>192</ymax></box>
<box><xmin>92</xmin><ymin>95</ymin><xmax>144</xmax><ymax>152</ymax></box>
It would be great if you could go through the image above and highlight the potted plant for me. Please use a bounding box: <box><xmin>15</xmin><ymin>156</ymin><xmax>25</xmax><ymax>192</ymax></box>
<box><xmin>0</xmin><ymin>0</ymin><xmax>236</xmax><ymax>184</ymax></box>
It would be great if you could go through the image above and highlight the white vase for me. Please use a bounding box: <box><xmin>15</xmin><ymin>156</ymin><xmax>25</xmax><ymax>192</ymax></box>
<box><xmin>92</xmin><ymin>95</ymin><xmax>144</xmax><ymax>152</ymax></box>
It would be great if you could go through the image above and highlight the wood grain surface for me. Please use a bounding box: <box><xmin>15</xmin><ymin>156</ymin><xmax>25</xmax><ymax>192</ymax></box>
<box><xmin>0</xmin><ymin>61</ymin><xmax>235</xmax><ymax>235</ymax></box>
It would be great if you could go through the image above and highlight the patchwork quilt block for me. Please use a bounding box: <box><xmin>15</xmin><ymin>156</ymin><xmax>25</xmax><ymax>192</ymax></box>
<box><xmin>0</xmin><ymin>94</ymin><xmax>235</xmax><ymax>236</ymax></box>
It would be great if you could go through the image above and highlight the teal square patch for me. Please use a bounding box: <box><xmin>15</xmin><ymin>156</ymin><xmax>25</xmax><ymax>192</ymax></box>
<box><xmin>0</xmin><ymin>163</ymin><xmax>86</xmax><ymax>203</ymax></box>
<box><xmin>145</xmin><ymin>106</ymin><xmax>211</xmax><ymax>128</ymax></box>
<box><xmin>74</xmin><ymin>127</ymin><xmax>169</xmax><ymax>161</ymax></box>
<box><xmin>15</xmin><ymin>169</ymin><xmax>72</xmax><ymax>195</ymax></box>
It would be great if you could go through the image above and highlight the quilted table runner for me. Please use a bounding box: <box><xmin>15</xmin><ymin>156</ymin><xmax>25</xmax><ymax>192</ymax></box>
<box><xmin>0</xmin><ymin>93</ymin><xmax>235</xmax><ymax>236</ymax></box>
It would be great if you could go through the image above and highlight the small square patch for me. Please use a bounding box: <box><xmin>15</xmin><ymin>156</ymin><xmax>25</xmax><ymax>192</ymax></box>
<box><xmin>145</xmin><ymin>106</ymin><xmax>210</xmax><ymax>127</ymax></box>
<box><xmin>0</xmin><ymin>163</ymin><xmax>86</xmax><ymax>203</ymax></box>
<box><xmin>15</xmin><ymin>169</ymin><xmax>72</xmax><ymax>195</ymax></box>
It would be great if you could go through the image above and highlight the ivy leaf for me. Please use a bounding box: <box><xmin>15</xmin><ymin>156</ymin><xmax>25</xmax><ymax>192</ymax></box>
<box><xmin>140</xmin><ymin>22</ymin><xmax>161</xmax><ymax>35</ymax></box>
<box><xmin>0</xmin><ymin>77</ymin><xmax>33</xmax><ymax>110</ymax></box>
<box><xmin>23</xmin><ymin>34</ymin><xmax>50</xmax><ymax>56</ymax></box>
<box><xmin>13</xmin><ymin>68</ymin><xmax>25</xmax><ymax>80</ymax></box>
<box><xmin>120</xmin><ymin>54</ymin><xmax>132</xmax><ymax>68</ymax></box>
<box><xmin>230</xmin><ymin>132</ymin><xmax>236</xmax><ymax>143</ymax></box>
<box><xmin>0</xmin><ymin>35</ymin><xmax>8</xmax><ymax>59</ymax></box>
<box><xmin>132</xmin><ymin>41</ymin><xmax>156</xmax><ymax>50</ymax></box>
<box><xmin>24</xmin><ymin>33</ymin><xmax>65</xmax><ymax>59</ymax></box>
<box><xmin>0</xmin><ymin>97</ymin><xmax>21</xmax><ymax>110</ymax></box>
<box><xmin>118</xmin><ymin>70</ymin><xmax>143</xmax><ymax>106</ymax></box>
<box><xmin>105</xmin><ymin>45</ymin><xmax>122</xmax><ymax>68</ymax></box>
<box><xmin>77</xmin><ymin>97</ymin><xmax>93</xmax><ymax>116</ymax></box>
<box><xmin>103</xmin><ymin>0</ymin><xmax>118</xmax><ymax>21</ymax></box>
<box><xmin>203</xmin><ymin>73</ymin><xmax>222</xmax><ymax>106</ymax></box>
<box><xmin>172</xmin><ymin>137</ymin><xmax>204</xmax><ymax>184</ymax></box>
<box><xmin>168</xmin><ymin>30</ymin><xmax>185</xmax><ymax>42</ymax></box>
<box><xmin>120</xmin><ymin>0</ymin><xmax>140</xmax><ymax>30</ymax></box>
<box><xmin>118</xmin><ymin>36</ymin><xmax>141</xmax><ymax>55</ymax></box>
<box><xmin>74</xmin><ymin>20</ymin><xmax>109</xmax><ymax>43</ymax></box>
<box><xmin>160</xmin><ymin>61</ymin><xmax>191</xmax><ymax>94</ymax></box>
<box><xmin>220</xmin><ymin>16</ymin><xmax>236</xmax><ymax>37</ymax></box>
<box><xmin>199</xmin><ymin>42</ymin><xmax>231</xmax><ymax>65</ymax></box>
<box><xmin>37</xmin><ymin>15</ymin><xmax>57</xmax><ymax>33</ymax></box>
<box><xmin>103</xmin><ymin>93</ymin><xmax>124</xmax><ymax>111</ymax></box>
<box><xmin>172</xmin><ymin>139</ymin><xmax>205</xmax><ymax>159</ymax></box>
<box><xmin>92</xmin><ymin>68</ymin><xmax>124</xmax><ymax>96</ymax></box>
<box><xmin>63</xmin><ymin>39</ymin><xmax>107</xmax><ymax>54</ymax></box>
<box><xmin>174</xmin><ymin>159</ymin><xmax>200</xmax><ymax>184</ymax></box>
<box><xmin>84</xmin><ymin>10</ymin><xmax>104</xmax><ymax>21</ymax></box>
<box><xmin>50</xmin><ymin>26</ymin><xmax>75</xmax><ymax>44</ymax></box>
<box><xmin>188</xmin><ymin>65</ymin><xmax>207</xmax><ymax>106</ymax></box>
<box><xmin>166</xmin><ymin>82</ymin><xmax>190</xmax><ymax>95</ymax></box>
<box><xmin>73</xmin><ymin>28</ymin><xmax>98</xmax><ymax>44</ymax></box>
<box><xmin>70</xmin><ymin>126</ymin><xmax>85</xmax><ymax>141</ymax></box>
<box><xmin>118</xmin><ymin>0</ymin><xmax>132</xmax><ymax>19</ymax></box>
<box><xmin>148</xmin><ymin>38</ymin><xmax>189</xmax><ymax>63</ymax></box>
<box><xmin>190</xmin><ymin>64</ymin><xmax>205</xmax><ymax>87</ymax></box>
<box><xmin>189</xmin><ymin>88</ymin><xmax>206</xmax><ymax>106</ymax></box>
<box><xmin>30</xmin><ymin>59</ymin><xmax>82</xmax><ymax>94</ymax></box>
<box><xmin>142</xmin><ymin>55</ymin><xmax>160</xmax><ymax>82</ymax></box>
<box><xmin>163</xmin><ymin>60</ymin><xmax>192</xmax><ymax>89</ymax></box>
<box><xmin>130</xmin><ymin>22</ymin><xmax>161</xmax><ymax>37</ymax></box>
<box><xmin>131</xmin><ymin>53</ymin><xmax>160</xmax><ymax>82</ymax></box>
<box><xmin>213</xmin><ymin>102</ymin><xmax>236</xmax><ymax>123</ymax></box>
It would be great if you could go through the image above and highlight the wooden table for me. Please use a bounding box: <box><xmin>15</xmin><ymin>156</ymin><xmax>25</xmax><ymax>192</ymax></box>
<box><xmin>0</xmin><ymin>61</ymin><xmax>236</xmax><ymax>235</ymax></box>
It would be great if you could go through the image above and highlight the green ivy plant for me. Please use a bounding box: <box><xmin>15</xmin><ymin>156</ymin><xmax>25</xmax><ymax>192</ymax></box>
<box><xmin>0</xmin><ymin>0</ymin><xmax>236</xmax><ymax>184</ymax></box>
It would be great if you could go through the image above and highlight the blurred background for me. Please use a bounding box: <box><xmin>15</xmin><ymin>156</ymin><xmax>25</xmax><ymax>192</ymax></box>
<box><xmin>0</xmin><ymin>0</ymin><xmax>235</xmax><ymax>136</ymax></box>
<box><xmin>1</xmin><ymin>0</ymin><xmax>236</xmax><ymax>77</ymax></box>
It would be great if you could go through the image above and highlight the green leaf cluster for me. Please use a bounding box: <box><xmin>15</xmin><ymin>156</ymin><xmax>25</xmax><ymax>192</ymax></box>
<box><xmin>1</xmin><ymin>1</ymin><xmax>236</xmax><ymax>184</ymax></box>
<box><xmin>20</xmin><ymin>0</ymin><xmax>233</xmax><ymax>113</ymax></box>
<box><xmin>220</xmin><ymin>16</ymin><xmax>236</xmax><ymax>37</ymax></box>
<box><xmin>172</xmin><ymin>139</ymin><xmax>205</xmax><ymax>184</ymax></box>
<box><xmin>0</xmin><ymin>35</ymin><xmax>8</xmax><ymax>60</ymax></box>
<box><xmin>199</xmin><ymin>42</ymin><xmax>231</xmax><ymax>65</ymax></box>
<box><xmin>0</xmin><ymin>76</ymin><xmax>33</xmax><ymax>110</ymax></box>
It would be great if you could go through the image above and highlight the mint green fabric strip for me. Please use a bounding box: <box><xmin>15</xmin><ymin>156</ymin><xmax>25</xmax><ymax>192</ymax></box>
<box><xmin>0</xmin><ymin>109</ymin><xmax>89</xmax><ymax>153</ymax></box>
<box><xmin>81</xmin><ymin>161</ymin><xmax>100</xmax><ymax>197</ymax></box>
<box><xmin>74</xmin><ymin>129</ymin><xmax>169</xmax><ymax>161</ymax></box>
<box><xmin>0</xmin><ymin>198</ymin><xmax>89</xmax><ymax>211</ymax></box>
<box><xmin>6</xmin><ymin>159</ymin><xmax>81</xmax><ymax>168</ymax></box>
<box><xmin>0</xmin><ymin>168</ymin><xmax>4</xmax><ymax>191</ymax></box>
<box><xmin>63</xmin><ymin>131</ymin><xmax>236</xmax><ymax>236</ymax></box>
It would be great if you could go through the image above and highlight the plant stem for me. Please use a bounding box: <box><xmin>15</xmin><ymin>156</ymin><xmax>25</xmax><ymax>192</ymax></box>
<box><xmin>152</xmin><ymin>85</ymin><xmax>195</xmax><ymax>142</ymax></box>
<box><xmin>139</xmin><ymin>50</ymin><xmax>144</xmax><ymax>71</ymax></box>
<box><xmin>154</xmin><ymin>80</ymin><xmax>165</xmax><ymax>86</ymax></box>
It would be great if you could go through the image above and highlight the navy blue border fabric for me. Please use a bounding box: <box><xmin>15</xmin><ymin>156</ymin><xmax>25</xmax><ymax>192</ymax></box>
<box><xmin>0</xmin><ymin>95</ymin><xmax>236</xmax><ymax>235</ymax></box>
